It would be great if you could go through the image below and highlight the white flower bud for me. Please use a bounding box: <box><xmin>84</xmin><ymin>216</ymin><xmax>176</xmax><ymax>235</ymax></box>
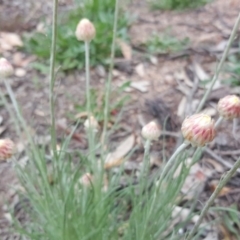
<box><xmin>181</xmin><ymin>114</ymin><xmax>215</xmax><ymax>146</ymax></box>
<box><xmin>0</xmin><ymin>139</ymin><xmax>16</xmax><ymax>161</ymax></box>
<box><xmin>84</xmin><ymin>116</ymin><xmax>99</xmax><ymax>132</ymax></box>
<box><xmin>217</xmin><ymin>95</ymin><xmax>240</xmax><ymax>119</ymax></box>
<box><xmin>75</xmin><ymin>18</ymin><xmax>96</xmax><ymax>42</ymax></box>
<box><xmin>0</xmin><ymin>58</ymin><xmax>14</xmax><ymax>78</ymax></box>
<box><xmin>141</xmin><ymin>121</ymin><xmax>161</xmax><ymax>141</ymax></box>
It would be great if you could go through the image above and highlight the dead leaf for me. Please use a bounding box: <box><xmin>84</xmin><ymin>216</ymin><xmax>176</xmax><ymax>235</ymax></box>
<box><xmin>202</xmin><ymin>158</ymin><xmax>224</xmax><ymax>173</ymax></box>
<box><xmin>36</xmin><ymin>22</ymin><xmax>46</xmax><ymax>33</ymax></box>
<box><xmin>174</xmin><ymin>70</ymin><xmax>193</xmax><ymax>87</ymax></box>
<box><xmin>135</xmin><ymin>64</ymin><xmax>145</xmax><ymax>77</ymax></box>
<box><xmin>116</xmin><ymin>39</ymin><xmax>132</xmax><ymax>60</ymax></box>
<box><xmin>213</xmin><ymin>40</ymin><xmax>228</xmax><ymax>52</ymax></box>
<box><xmin>209</xmin><ymin>180</ymin><xmax>232</xmax><ymax>197</ymax></box>
<box><xmin>34</xmin><ymin>109</ymin><xmax>46</xmax><ymax>117</ymax></box>
<box><xmin>96</xmin><ymin>65</ymin><xmax>106</xmax><ymax>77</ymax></box>
<box><xmin>193</xmin><ymin>62</ymin><xmax>209</xmax><ymax>82</ymax></box>
<box><xmin>149</xmin><ymin>56</ymin><xmax>158</xmax><ymax>65</ymax></box>
<box><xmin>15</xmin><ymin>68</ymin><xmax>26</xmax><ymax>77</ymax></box>
<box><xmin>130</xmin><ymin>81</ymin><xmax>149</xmax><ymax>93</ymax></box>
<box><xmin>193</xmin><ymin>62</ymin><xmax>222</xmax><ymax>90</ymax></box>
<box><xmin>13</xmin><ymin>52</ymin><xmax>35</xmax><ymax>67</ymax></box>
<box><xmin>177</xmin><ymin>96</ymin><xmax>187</xmax><ymax>118</ymax></box>
<box><xmin>194</xmin><ymin>33</ymin><xmax>221</xmax><ymax>46</ymax></box>
<box><xmin>200</xmin><ymin>107</ymin><xmax>217</xmax><ymax>117</ymax></box>
<box><xmin>174</xmin><ymin>159</ymin><xmax>208</xmax><ymax>199</ymax></box>
<box><xmin>149</xmin><ymin>151</ymin><xmax>162</xmax><ymax>167</ymax></box>
<box><xmin>219</xmin><ymin>224</ymin><xmax>233</xmax><ymax>240</ymax></box>
<box><xmin>57</xmin><ymin>122</ymin><xmax>85</xmax><ymax>143</ymax></box>
<box><xmin>176</xmin><ymin>84</ymin><xmax>191</xmax><ymax>96</ymax></box>
<box><xmin>104</xmin><ymin>134</ymin><xmax>135</xmax><ymax>169</ymax></box>
<box><xmin>75</xmin><ymin>112</ymin><xmax>88</xmax><ymax>119</ymax></box>
<box><xmin>0</xmin><ymin>32</ymin><xmax>23</xmax><ymax>51</ymax></box>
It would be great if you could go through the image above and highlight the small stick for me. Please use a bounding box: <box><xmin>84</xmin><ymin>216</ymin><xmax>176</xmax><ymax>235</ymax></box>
<box><xmin>204</xmin><ymin>147</ymin><xmax>240</xmax><ymax>174</ymax></box>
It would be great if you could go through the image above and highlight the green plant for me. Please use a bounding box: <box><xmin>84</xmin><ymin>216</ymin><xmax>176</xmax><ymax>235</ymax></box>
<box><xmin>224</xmin><ymin>55</ymin><xmax>240</xmax><ymax>86</ymax></box>
<box><xmin>2</xmin><ymin>0</ymin><xmax>240</xmax><ymax>239</ymax></box>
<box><xmin>23</xmin><ymin>0</ymin><xmax>131</xmax><ymax>71</ymax></box>
<box><xmin>150</xmin><ymin>0</ymin><xmax>212</xmax><ymax>10</ymax></box>
<box><xmin>74</xmin><ymin>83</ymin><xmax>130</xmax><ymax>123</ymax></box>
<box><xmin>146</xmin><ymin>32</ymin><xmax>189</xmax><ymax>55</ymax></box>
<box><xmin>219</xmin><ymin>205</ymin><xmax>240</xmax><ymax>239</ymax></box>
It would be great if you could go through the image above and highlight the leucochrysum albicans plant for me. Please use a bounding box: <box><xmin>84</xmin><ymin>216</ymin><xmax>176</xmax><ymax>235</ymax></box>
<box><xmin>1</xmin><ymin>0</ymin><xmax>240</xmax><ymax>239</ymax></box>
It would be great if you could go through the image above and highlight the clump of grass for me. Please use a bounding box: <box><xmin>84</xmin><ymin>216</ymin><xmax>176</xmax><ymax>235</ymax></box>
<box><xmin>146</xmin><ymin>32</ymin><xmax>189</xmax><ymax>54</ymax></box>
<box><xmin>23</xmin><ymin>0</ymin><xmax>131</xmax><ymax>71</ymax></box>
<box><xmin>74</xmin><ymin>83</ymin><xmax>131</xmax><ymax>123</ymax></box>
<box><xmin>150</xmin><ymin>0</ymin><xmax>212</xmax><ymax>10</ymax></box>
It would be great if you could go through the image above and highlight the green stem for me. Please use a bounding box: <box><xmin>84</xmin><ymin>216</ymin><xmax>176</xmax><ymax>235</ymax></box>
<box><xmin>140</xmin><ymin>140</ymin><xmax>151</xmax><ymax>180</ymax></box>
<box><xmin>1</xmin><ymin>80</ymin><xmax>21</xmax><ymax>138</ymax></box>
<box><xmin>49</xmin><ymin>0</ymin><xmax>58</xmax><ymax>157</ymax></box>
<box><xmin>160</xmin><ymin>142</ymin><xmax>189</xmax><ymax>181</ymax></box>
<box><xmin>186</xmin><ymin>155</ymin><xmax>240</xmax><ymax>240</ymax></box>
<box><xmin>196</xmin><ymin>12</ymin><xmax>240</xmax><ymax>113</ymax></box>
<box><xmin>215</xmin><ymin>116</ymin><xmax>223</xmax><ymax>128</ymax></box>
<box><xmin>85</xmin><ymin>41</ymin><xmax>91</xmax><ymax>118</ymax></box>
<box><xmin>101</xmin><ymin>0</ymin><xmax>119</xmax><ymax>146</ymax></box>
<box><xmin>4</xmin><ymin>80</ymin><xmax>54</xmax><ymax>201</ymax></box>
<box><xmin>84</xmin><ymin>41</ymin><xmax>96</xmax><ymax>168</ymax></box>
<box><xmin>232</xmin><ymin>118</ymin><xmax>238</xmax><ymax>141</ymax></box>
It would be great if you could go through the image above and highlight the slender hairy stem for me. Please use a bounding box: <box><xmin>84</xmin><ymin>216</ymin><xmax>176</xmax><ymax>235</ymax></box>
<box><xmin>84</xmin><ymin>41</ymin><xmax>96</xmax><ymax>168</ymax></box>
<box><xmin>215</xmin><ymin>116</ymin><xmax>223</xmax><ymax>128</ymax></box>
<box><xmin>232</xmin><ymin>118</ymin><xmax>239</xmax><ymax>141</ymax></box>
<box><xmin>140</xmin><ymin>140</ymin><xmax>151</xmax><ymax>180</ymax></box>
<box><xmin>186</xmin><ymin>156</ymin><xmax>240</xmax><ymax>240</ymax></box>
<box><xmin>49</xmin><ymin>0</ymin><xmax>58</xmax><ymax>157</ymax></box>
<box><xmin>101</xmin><ymin>0</ymin><xmax>119</xmax><ymax>145</ymax></box>
<box><xmin>85</xmin><ymin>41</ymin><xmax>91</xmax><ymax>118</ymax></box>
<box><xmin>196</xmin><ymin>12</ymin><xmax>240</xmax><ymax>113</ymax></box>
<box><xmin>160</xmin><ymin>142</ymin><xmax>189</xmax><ymax>181</ymax></box>
<box><xmin>148</xmin><ymin>142</ymin><xmax>189</xmax><ymax>186</ymax></box>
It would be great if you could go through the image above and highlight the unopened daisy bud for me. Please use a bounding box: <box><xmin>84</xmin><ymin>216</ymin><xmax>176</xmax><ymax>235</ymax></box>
<box><xmin>84</xmin><ymin>116</ymin><xmax>99</xmax><ymax>132</ymax></box>
<box><xmin>217</xmin><ymin>95</ymin><xmax>240</xmax><ymax>119</ymax></box>
<box><xmin>0</xmin><ymin>139</ymin><xmax>15</xmax><ymax>161</ymax></box>
<box><xmin>80</xmin><ymin>173</ymin><xmax>93</xmax><ymax>187</ymax></box>
<box><xmin>75</xmin><ymin>18</ymin><xmax>96</xmax><ymax>42</ymax></box>
<box><xmin>141</xmin><ymin>121</ymin><xmax>161</xmax><ymax>141</ymax></box>
<box><xmin>181</xmin><ymin>114</ymin><xmax>215</xmax><ymax>147</ymax></box>
<box><xmin>0</xmin><ymin>58</ymin><xmax>14</xmax><ymax>78</ymax></box>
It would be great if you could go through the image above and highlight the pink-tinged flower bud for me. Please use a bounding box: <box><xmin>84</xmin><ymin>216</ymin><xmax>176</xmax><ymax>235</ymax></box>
<box><xmin>141</xmin><ymin>121</ymin><xmax>161</xmax><ymax>141</ymax></box>
<box><xmin>0</xmin><ymin>58</ymin><xmax>14</xmax><ymax>78</ymax></box>
<box><xmin>84</xmin><ymin>116</ymin><xmax>99</xmax><ymax>132</ymax></box>
<box><xmin>75</xmin><ymin>18</ymin><xmax>96</xmax><ymax>42</ymax></box>
<box><xmin>181</xmin><ymin>114</ymin><xmax>215</xmax><ymax>146</ymax></box>
<box><xmin>217</xmin><ymin>95</ymin><xmax>240</xmax><ymax>119</ymax></box>
<box><xmin>0</xmin><ymin>139</ymin><xmax>15</xmax><ymax>161</ymax></box>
